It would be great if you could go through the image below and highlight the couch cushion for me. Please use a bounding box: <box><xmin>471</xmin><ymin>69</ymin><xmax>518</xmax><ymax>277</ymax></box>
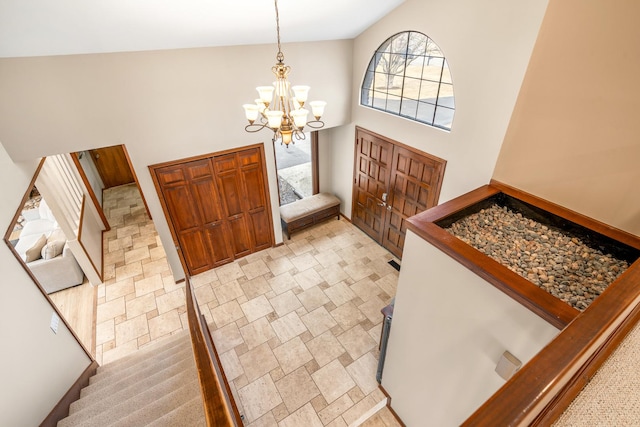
<box><xmin>47</xmin><ymin>228</ymin><xmax>66</xmax><ymax>243</ymax></box>
<box><xmin>14</xmin><ymin>232</ymin><xmax>45</xmax><ymax>259</ymax></box>
<box><xmin>24</xmin><ymin>234</ymin><xmax>47</xmax><ymax>262</ymax></box>
<box><xmin>42</xmin><ymin>240</ymin><xmax>66</xmax><ymax>260</ymax></box>
<box><xmin>20</xmin><ymin>218</ymin><xmax>57</xmax><ymax>238</ymax></box>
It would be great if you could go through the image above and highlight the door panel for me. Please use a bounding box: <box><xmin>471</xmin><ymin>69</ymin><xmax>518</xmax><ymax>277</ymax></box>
<box><xmin>213</xmin><ymin>154</ymin><xmax>252</xmax><ymax>258</ymax></box>
<box><xmin>240</xmin><ymin>154</ymin><xmax>273</xmax><ymax>251</ymax></box>
<box><xmin>383</xmin><ymin>145</ymin><xmax>446</xmax><ymax>258</ymax></box>
<box><xmin>156</xmin><ymin>160</ymin><xmax>233</xmax><ymax>275</ymax></box>
<box><xmin>352</xmin><ymin>131</ymin><xmax>392</xmax><ymax>243</ymax></box>
<box><xmin>352</xmin><ymin>128</ymin><xmax>446</xmax><ymax>259</ymax></box>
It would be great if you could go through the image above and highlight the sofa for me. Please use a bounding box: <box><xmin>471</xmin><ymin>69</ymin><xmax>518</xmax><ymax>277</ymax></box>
<box><xmin>13</xmin><ymin>199</ymin><xmax>85</xmax><ymax>294</ymax></box>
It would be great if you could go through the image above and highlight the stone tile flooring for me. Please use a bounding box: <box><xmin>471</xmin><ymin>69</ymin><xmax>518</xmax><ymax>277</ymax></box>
<box><xmin>96</xmin><ymin>183</ymin><xmax>401</xmax><ymax>426</ymax></box>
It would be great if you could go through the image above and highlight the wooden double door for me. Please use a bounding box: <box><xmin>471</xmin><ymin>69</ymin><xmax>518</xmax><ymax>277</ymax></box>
<box><xmin>153</xmin><ymin>145</ymin><xmax>274</xmax><ymax>275</ymax></box>
<box><xmin>352</xmin><ymin>127</ymin><xmax>446</xmax><ymax>259</ymax></box>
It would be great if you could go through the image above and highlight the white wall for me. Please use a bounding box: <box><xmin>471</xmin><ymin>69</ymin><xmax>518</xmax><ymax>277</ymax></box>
<box><xmin>77</xmin><ymin>152</ymin><xmax>105</xmax><ymax>206</ymax></box>
<box><xmin>0</xmin><ymin>144</ymin><xmax>92</xmax><ymax>426</ymax></box>
<box><xmin>324</xmin><ymin>0</ymin><xmax>549</xmax><ymax>217</ymax></box>
<box><xmin>383</xmin><ymin>230</ymin><xmax>560</xmax><ymax>426</ymax></box>
<box><xmin>0</xmin><ymin>39</ymin><xmax>354</xmax><ymax>281</ymax></box>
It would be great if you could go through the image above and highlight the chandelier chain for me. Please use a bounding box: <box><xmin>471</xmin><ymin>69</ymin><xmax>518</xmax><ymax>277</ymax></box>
<box><xmin>274</xmin><ymin>0</ymin><xmax>284</xmax><ymax>62</ymax></box>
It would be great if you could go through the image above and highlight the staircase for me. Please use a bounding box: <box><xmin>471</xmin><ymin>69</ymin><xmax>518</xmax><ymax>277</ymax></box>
<box><xmin>57</xmin><ymin>331</ymin><xmax>206</xmax><ymax>427</ymax></box>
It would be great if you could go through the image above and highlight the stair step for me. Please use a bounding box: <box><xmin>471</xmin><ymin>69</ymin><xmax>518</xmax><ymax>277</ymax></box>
<box><xmin>146</xmin><ymin>395</ymin><xmax>207</xmax><ymax>427</ymax></box>
<box><xmin>59</xmin><ymin>371</ymin><xmax>200</xmax><ymax>427</ymax></box>
<box><xmin>108</xmin><ymin>378</ymin><xmax>203</xmax><ymax>427</ymax></box>
<box><xmin>83</xmin><ymin>345</ymin><xmax>193</xmax><ymax>398</ymax></box>
<box><xmin>63</xmin><ymin>356</ymin><xmax>196</xmax><ymax>424</ymax></box>
<box><xmin>94</xmin><ymin>331</ymin><xmax>190</xmax><ymax>378</ymax></box>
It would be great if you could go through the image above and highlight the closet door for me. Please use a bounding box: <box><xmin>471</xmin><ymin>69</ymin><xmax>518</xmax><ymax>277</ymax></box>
<box><xmin>237</xmin><ymin>148</ymin><xmax>273</xmax><ymax>252</ymax></box>
<box><xmin>213</xmin><ymin>153</ymin><xmax>253</xmax><ymax>259</ymax></box>
<box><xmin>155</xmin><ymin>159</ymin><xmax>232</xmax><ymax>275</ymax></box>
<box><xmin>153</xmin><ymin>145</ymin><xmax>274</xmax><ymax>276</ymax></box>
<box><xmin>213</xmin><ymin>147</ymin><xmax>274</xmax><ymax>257</ymax></box>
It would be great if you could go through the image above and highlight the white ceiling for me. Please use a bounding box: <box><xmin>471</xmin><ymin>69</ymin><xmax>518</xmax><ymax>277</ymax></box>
<box><xmin>0</xmin><ymin>0</ymin><xmax>405</xmax><ymax>58</ymax></box>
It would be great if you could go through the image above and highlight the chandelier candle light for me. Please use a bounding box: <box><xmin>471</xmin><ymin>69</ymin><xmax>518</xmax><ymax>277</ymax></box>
<box><xmin>243</xmin><ymin>0</ymin><xmax>326</xmax><ymax>147</ymax></box>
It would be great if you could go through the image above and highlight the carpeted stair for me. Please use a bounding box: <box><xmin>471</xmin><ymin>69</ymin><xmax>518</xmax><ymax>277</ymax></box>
<box><xmin>57</xmin><ymin>331</ymin><xmax>206</xmax><ymax>427</ymax></box>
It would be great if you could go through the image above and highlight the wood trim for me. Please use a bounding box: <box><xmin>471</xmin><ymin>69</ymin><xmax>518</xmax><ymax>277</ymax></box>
<box><xmin>378</xmin><ymin>385</ymin><xmax>406</xmax><ymax>427</ymax></box>
<box><xmin>256</xmin><ymin>143</ymin><xmax>276</xmax><ymax>251</ymax></box>
<box><xmin>403</xmin><ymin>181</ymin><xmax>640</xmax><ymax>426</ymax></box>
<box><xmin>185</xmin><ymin>276</ymin><xmax>243</xmax><ymax>426</ymax></box>
<box><xmin>120</xmin><ymin>144</ymin><xmax>152</xmax><ymax>219</ymax></box>
<box><xmin>76</xmin><ymin>195</ymin><xmax>103</xmax><ymax>282</ymax></box>
<box><xmin>150</xmin><ymin>143</ymin><xmax>267</xmax><ymax>170</ymax></box>
<box><xmin>4</xmin><ymin>158</ymin><xmax>46</xmax><ymax>243</ymax></box>
<box><xmin>69</xmin><ymin>152</ymin><xmax>110</xmax><ymax>231</ymax></box>
<box><xmin>40</xmin><ymin>361</ymin><xmax>99</xmax><ymax>427</ymax></box>
<box><xmin>339</xmin><ymin>213</ymin><xmax>352</xmax><ymax>223</ymax></box>
<box><xmin>148</xmin><ymin>162</ymin><xmax>189</xmax><ymax>278</ymax></box>
<box><xmin>311</xmin><ymin>131</ymin><xmax>319</xmax><ymax>195</ymax></box>
<box><xmin>532</xmin><ymin>298</ymin><xmax>640</xmax><ymax>425</ymax></box>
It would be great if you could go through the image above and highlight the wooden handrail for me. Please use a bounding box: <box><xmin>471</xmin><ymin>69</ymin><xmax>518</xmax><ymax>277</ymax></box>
<box><xmin>185</xmin><ymin>276</ymin><xmax>243</xmax><ymax>426</ymax></box>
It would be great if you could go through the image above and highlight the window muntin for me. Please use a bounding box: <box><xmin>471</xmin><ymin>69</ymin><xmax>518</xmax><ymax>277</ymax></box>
<box><xmin>361</xmin><ymin>31</ymin><xmax>455</xmax><ymax>131</ymax></box>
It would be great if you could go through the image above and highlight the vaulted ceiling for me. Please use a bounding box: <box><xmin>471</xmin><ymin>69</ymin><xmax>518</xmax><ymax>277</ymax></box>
<box><xmin>0</xmin><ymin>0</ymin><xmax>405</xmax><ymax>58</ymax></box>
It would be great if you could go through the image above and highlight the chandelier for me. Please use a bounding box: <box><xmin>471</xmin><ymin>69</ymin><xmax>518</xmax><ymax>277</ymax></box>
<box><xmin>242</xmin><ymin>0</ymin><xmax>326</xmax><ymax>147</ymax></box>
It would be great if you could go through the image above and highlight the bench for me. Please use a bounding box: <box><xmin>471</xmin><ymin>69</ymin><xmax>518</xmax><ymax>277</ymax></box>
<box><xmin>280</xmin><ymin>192</ymin><xmax>341</xmax><ymax>239</ymax></box>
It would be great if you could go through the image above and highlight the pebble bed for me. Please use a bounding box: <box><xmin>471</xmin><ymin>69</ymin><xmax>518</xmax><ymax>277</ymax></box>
<box><xmin>444</xmin><ymin>204</ymin><xmax>630</xmax><ymax>311</ymax></box>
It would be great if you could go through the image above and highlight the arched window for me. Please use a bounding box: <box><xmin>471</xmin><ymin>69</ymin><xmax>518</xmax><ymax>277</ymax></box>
<box><xmin>361</xmin><ymin>31</ymin><xmax>455</xmax><ymax>131</ymax></box>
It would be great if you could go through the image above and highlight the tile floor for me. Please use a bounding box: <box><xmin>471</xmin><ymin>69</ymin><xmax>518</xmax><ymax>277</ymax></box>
<box><xmin>96</xmin><ymin>183</ymin><xmax>401</xmax><ymax>426</ymax></box>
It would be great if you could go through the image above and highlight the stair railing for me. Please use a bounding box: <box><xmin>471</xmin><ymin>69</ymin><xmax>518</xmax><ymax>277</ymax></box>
<box><xmin>185</xmin><ymin>276</ymin><xmax>244</xmax><ymax>426</ymax></box>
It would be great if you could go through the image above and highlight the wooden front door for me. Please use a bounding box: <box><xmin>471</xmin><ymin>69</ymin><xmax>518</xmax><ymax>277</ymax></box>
<box><xmin>153</xmin><ymin>145</ymin><xmax>274</xmax><ymax>275</ymax></box>
<box><xmin>352</xmin><ymin>131</ymin><xmax>392</xmax><ymax>244</ymax></box>
<box><xmin>352</xmin><ymin>127</ymin><xmax>446</xmax><ymax>258</ymax></box>
<box><xmin>90</xmin><ymin>145</ymin><xmax>135</xmax><ymax>188</ymax></box>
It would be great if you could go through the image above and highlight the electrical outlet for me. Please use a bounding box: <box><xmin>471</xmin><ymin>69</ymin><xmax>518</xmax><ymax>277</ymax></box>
<box><xmin>50</xmin><ymin>312</ymin><xmax>60</xmax><ymax>334</ymax></box>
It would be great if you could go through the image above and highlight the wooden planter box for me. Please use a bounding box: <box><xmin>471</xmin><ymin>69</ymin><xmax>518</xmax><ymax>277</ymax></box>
<box><xmin>405</xmin><ymin>180</ymin><xmax>640</xmax><ymax>425</ymax></box>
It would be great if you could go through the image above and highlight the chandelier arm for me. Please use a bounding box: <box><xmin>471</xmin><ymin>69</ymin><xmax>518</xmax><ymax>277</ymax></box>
<box><xmin>245</xmin><ymin>122</ymin><xmax>271</xmax><ymax>133</ymax></box>
<box><xmin>305</xmin><ymin>120</ymin><xmax>325</xmax><ymax>129</ymax></box>
<box><xmin>293</xmin><ymin>130</ymin><xmax>307</xmax><ymax>141</ymax></box>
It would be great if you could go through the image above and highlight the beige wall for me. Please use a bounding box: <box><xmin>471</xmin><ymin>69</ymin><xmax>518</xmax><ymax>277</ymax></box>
<box><xmin>493</xmin><ymin>0</ymin><xmax>640</xmax><ymax>236</ymax></box>
<box><xmin>0</xmin><ymin>39</ymin><xmax>354</xmax><ymax>280</ymax></box>
<box><xmin>0</xmin><ymin>145</ymin><xmax>92</xmax><ymax>426</ymax></box>
<box><xmin>325</xmin><ymin>0</ymin><xmax>550</xmax><ymax>216</ymax></box>
<box><xmin>383</xmin><ymin>231</ymin><xmax>560</xmax><ymax>425</ymax></box>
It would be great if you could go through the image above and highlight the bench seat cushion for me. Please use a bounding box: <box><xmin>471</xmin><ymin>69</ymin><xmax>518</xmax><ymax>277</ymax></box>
<box><xmin>280</xmin><ymin>193</ymin><xmax>341</xmax><ymax>223</ymax></box>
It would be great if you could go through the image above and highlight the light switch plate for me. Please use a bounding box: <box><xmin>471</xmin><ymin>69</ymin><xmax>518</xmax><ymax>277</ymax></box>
<box><xmin>496</xmin><ymin>350</ymin><xmax>522</xmax><ymax>380</ymax></box>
